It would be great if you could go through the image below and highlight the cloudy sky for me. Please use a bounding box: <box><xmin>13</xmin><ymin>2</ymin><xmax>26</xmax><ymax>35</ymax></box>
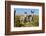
<box><xmin>14</xmin><ymin>8</ymin><xmax>39</xmax><ymax>15</ymax></box>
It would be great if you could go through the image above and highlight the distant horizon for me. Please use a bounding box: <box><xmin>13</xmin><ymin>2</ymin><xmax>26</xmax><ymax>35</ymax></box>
<box><xmin>14</xmin><ymin>8</ymin><xmax>39</xmax><ymax>15</ymax></box>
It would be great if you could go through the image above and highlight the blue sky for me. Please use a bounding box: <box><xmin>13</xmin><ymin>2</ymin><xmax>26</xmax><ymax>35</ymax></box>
<box><xmin>14</xmin><ymin>8</ymin><xmax>39</xmax><ymax>15</ymax></box>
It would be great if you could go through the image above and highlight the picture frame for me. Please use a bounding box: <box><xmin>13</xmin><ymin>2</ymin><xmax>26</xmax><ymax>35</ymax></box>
<box><xmin>5</xmin><ymin>1</ymin><xmax>45</xmax><ymax>35</ymax></box>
